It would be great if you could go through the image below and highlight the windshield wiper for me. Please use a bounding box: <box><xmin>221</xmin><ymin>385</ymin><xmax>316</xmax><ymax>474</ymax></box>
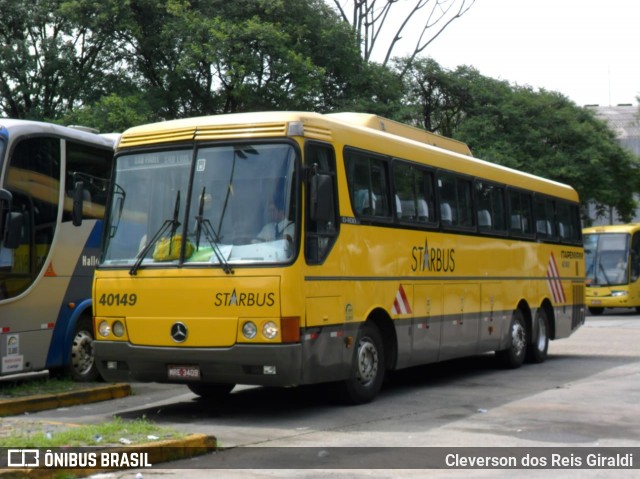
<box><xmin>597</xmin><ymin>260</ymin><xmax>611</xmax><ymax>286</ymax></box>
<box><xmin>195</xmin><ymin>187</ymin><xmax>233</xmax><ymax>274</ymax></box>
<box><xmin>129</xmin><ymin>190</ymin><xmax>181</xmax><ymax>276</ymax></box>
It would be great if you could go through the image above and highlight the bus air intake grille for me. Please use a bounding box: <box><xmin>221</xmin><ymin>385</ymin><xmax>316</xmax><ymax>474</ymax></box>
<box><xmin>119</xmin><ymin>127</ymin><xmax>197</xmax><ymax>147</ymax></box>
<box><xmin>302</xmin><ymin>125</ymin><xmax>333</xmax><ymax>141</ymax></box>
<box><xmin>195</xmin><ymin>123</ymin><xmax>288</xmax><ymax>140</ymax></box>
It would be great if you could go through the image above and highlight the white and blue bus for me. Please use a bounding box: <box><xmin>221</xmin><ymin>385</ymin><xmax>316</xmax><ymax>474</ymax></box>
<box><xmin>0</xmin><ymin>119</ymin><xmax>115</xmax><ymax>381</ymax></box>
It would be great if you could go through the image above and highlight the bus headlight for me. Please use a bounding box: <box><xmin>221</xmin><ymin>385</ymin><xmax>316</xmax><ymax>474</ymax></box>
<box><xmin>112</xmin><ymin>320</ymin><xmax>125</xmax><ymax>337</ymax></box>
<box><xmin>263</xmin><ymin>321</ymin><xmax>278</xmax><ymax>340</ymax></box>
<box><xmin>611</xmin><ymin>290</ymin><xmax>628</xmax><ymax>297</ymax></box>
<box><xmin>242</xmin><ymin>321</ymin><xmax>257</xmax><ymax>339</ymax></box>
<box><xmin>98</xmin><ymin>321</ymin><xmax>111</xmax><ymax>337</ymax></box>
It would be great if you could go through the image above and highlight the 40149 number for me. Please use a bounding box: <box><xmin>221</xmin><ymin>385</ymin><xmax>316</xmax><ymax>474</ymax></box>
<box><xmin>98</xmin><ymin>293</ymin><xmax>138</xmax><ymax>306</ymax></box>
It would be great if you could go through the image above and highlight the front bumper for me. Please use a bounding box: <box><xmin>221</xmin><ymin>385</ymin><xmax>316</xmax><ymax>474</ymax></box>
<box><xmin>94</xmin><ymin>341</ymin><xmax>303</xmax><ymax>386</ymax></box>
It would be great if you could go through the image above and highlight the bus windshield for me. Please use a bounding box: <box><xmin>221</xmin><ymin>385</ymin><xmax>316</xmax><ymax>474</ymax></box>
<box><xmin>102</xmin><ymin>142</ymin><xmax>297</xmax><ymax>269</ymax></box>
<box><xmin>584</xmin><ymin>233</ymin><xmax>630</xmax><ymax>286</ymax></box>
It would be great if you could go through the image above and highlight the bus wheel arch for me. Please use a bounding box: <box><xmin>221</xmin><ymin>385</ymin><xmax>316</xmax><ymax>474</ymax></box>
<box><xmin>368</xmin><ymin>308</ymin><xmax>397</xmax><ymax>371</ymax></box>
<box><xmin>338</xmin><ymin>311</ymin><xmax>391</xmax><ymax>405</ymax></box>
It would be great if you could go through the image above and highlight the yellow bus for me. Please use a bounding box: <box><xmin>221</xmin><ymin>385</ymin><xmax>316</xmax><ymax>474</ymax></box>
<box><xmin>583</xmin><ymin>223</ymin><xmax>640</xmax><ymax>315</ymax></box>
<box><xmin>93</xmin><ymin>112</ymin><xmax>585</xmax><ymax>404</ymax></box>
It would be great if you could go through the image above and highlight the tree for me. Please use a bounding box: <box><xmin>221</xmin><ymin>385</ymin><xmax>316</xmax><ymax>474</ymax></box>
<box><xmin>0</xmin><ymin>0</ymin><xmax>129</xmax><ymax>120</ymax></box>
<box><xmin>330</xmin><ymin>0</ymin><xmax>475</xmax><ymax>71</ymax></box>
<box><xmin>111</xmin><ymin>0</ymin><xmax>367</xmax><ymax>119</ymax></box>
<box><xmin>398</xmin><ymin>57</ymin><xmax>640</xmax><ymax>220</ymax></box>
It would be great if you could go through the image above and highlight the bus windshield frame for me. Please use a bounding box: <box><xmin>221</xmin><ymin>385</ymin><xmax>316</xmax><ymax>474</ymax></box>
<box><xmin>101</xmin><ymin>141</ymin><xmax>299</xmax><ymax>270</ymax></box>
<box><xmin>584</xmin><ymin>232</ymin><xmax>630</xmax><ymax>286</ymax></box>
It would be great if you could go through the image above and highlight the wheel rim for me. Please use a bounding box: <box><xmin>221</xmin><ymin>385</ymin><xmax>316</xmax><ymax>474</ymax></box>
<box><xmin>356</xmin><ymin>337</ymin><xmax>379</xmax><ymax>387</ymax></box>
<box><xmin>511</xmin><ymin>320</ymin><xmax>526</xmax><ymax>357</ymax></box>
<box><xmin>536</xmin><ymin>316</ymin><xmax>547</xmax><ymax>352</ymax></box>
<box><xmin>71</xmin><ymin>330</ymin><xmax>95</xmax><ymax>376</ymax></box>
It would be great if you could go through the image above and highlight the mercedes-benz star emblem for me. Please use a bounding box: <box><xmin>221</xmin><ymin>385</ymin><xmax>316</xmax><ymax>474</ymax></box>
<box><xmin>170</xmin><ymin>322</ymin><xmax>188</xmax><ymax>343</ymax></box>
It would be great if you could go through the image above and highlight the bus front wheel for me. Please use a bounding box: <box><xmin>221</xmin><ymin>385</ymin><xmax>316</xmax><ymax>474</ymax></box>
<box><xmin>68</xmin><ymin>316</ymin><xmax>100</xmax><ymax>382</ymax></box>
<box><xmin>496</xmin><ymin>309</ymin><xmax>527</xmax><ymax>369</ymax></box>
<box><xmin>338</xmin><ymin>322</ymin><xmax>385</xmax><ymax>405</ymax></box>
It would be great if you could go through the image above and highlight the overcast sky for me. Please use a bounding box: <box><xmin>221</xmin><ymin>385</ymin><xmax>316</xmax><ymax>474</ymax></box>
<box><xmin>382</xmin><ymin>0</ymin><xmax>639</xmax><ymax>106</ymax></box>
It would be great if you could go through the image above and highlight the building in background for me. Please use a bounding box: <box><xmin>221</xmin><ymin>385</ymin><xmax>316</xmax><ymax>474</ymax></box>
<box><xmin>586</xmin><ymin>104</ymin><xmax>640</xmax><ymax>225</ymax></box>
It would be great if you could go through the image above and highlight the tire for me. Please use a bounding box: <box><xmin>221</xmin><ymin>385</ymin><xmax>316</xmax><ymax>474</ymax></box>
<box><xmin>337</xmin><ymin>322</ymin><xmax>385</xmax><ymax>405</ymax></box>
<box><xmin>496</xmin><ymin>309</ymin><xmax>527</xmax><ymax>369</ymax></box>
<box><xmin>526</xmin><ymin>308</ymin><xmax>549</xmax><ymax>363</ymax></box>
<box><xmin>187</xmin><ymin>382</ymin><xmax>235</xmax><ymax>399</ymax></box>
<box><xmin>588</xmin><ymin>307</ymin><xmax>604</xmax><ymax>316</ymax></box>
<box><xmin>67</xmin><ymin>316</ymin><xmax>100</xmax><ymax>382</ymax></box>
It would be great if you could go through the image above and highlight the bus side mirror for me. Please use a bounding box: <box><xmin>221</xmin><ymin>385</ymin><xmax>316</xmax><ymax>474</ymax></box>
<box><xmin>0</xmin><ymin>189</ymin><xmax>22</xmax><ymax>249</ymax></box>
<box><xmin>3</xmin><ymin>212</ymin><xmax>23</xmax><ymax>249</ymax></box>
<box><xmin>72</xmin><ymin>181</ymin><xmax>84</xmax><ymax>226</ymax></box>
<box><xmin>0</xmin><ymin>189</ymin><xmax>9</xmax><ymax>240</ymax></box>
<box><xmin>309</xmin><ymin>173</ymin><xmax>333</xmax><ymax>222</ymax></box>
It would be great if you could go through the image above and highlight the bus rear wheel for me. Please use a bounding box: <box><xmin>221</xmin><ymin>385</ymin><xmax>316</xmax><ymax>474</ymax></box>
<box><xmin>526</xmin><ymin>308</ymin><xmax>549</xmax><ymax>363</ymax></box>
<box><xmin>68</xmin><ymin>317</ymin><xmax>100</xmax><ymax>382</ymax></box>
<box><xmin>496</xmin><ymin>309</ymin><xmax>527</xmax><ymax>369</ymax></box>
<box><xmin>187</xmin><ymin>382</ymin><xmax>235</xmax><ymax>400</ymax></box>
<box><xmin>337</xmin><ymin>322</ymin><xmax>385</xmax><ymax>405</ymax></box>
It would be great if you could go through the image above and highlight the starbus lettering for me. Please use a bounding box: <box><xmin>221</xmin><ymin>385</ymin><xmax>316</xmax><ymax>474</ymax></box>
<box><xmin>411</xmin><ymin>237</ymin><xmax>455</xmax><ymax>273</ymax></box>
<box><xmin>214</xmin><ymin>289</ymin><xmax>276</xmax><ymax>307</ymax></box>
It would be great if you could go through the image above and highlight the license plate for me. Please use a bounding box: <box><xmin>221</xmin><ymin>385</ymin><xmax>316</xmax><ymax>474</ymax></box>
<box><xmin>168</xmin><ymin>365</ymin><xmax>200</xmax><ymax>380</ymax></box>
<box><xmin>590</xmin><ymin>300</ymin><xmax>602</xmax><ymax>305</ymax></box>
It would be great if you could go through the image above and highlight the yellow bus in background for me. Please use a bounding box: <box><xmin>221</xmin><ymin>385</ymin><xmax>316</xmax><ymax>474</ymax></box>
<box><xmin>93</xmin><ymin>112</ymin><xmax>585</xmax><ymax>404</ymax></box>
<box><xmin>583</xmin><ymin>223</ymin><xmax>640</xmax><ymax>315</ymax></box>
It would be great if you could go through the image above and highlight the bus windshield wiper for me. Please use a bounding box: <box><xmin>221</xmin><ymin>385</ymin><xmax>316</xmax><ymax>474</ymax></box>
<box><xmin>129</xmin><ymin>190</ymin><xmax>181</xmax><ymax>276</ymax></box>
<box><xmin>195</xmin><ymin>187</ymin><xmax>233</xmax><ymax>274</ymax></box>
<box><xmin>597</xmin><ymin>260</ymin><xmax>611</xmax><ymax>286</ymax></box>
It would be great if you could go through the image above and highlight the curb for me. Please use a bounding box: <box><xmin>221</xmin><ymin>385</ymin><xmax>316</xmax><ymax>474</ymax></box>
<box><xmin>0</xmin><ymin>433</ymin><xmax>217</xmax><ymax>478</ymax></box>
<box><xmin>0</xmin><ymin>383</ymin><xmax>132</xmax><ymax>417</ymax></box>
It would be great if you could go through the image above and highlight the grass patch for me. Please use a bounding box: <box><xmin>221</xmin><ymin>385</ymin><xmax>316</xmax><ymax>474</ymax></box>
<box><xmin>0</xmin><ymin>417</ymin><xmax>184</xmax><ymax>447</ymax></box>
<box><xmin>0</xmin><ymin>376</ymin><xmax>94</xmax><ymax>399</ymax></box>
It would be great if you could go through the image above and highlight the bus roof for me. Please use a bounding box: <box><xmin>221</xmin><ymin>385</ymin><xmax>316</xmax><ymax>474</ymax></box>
<box><xmin>0</xmin><ymin>118</ymin><xmax>117</xmax><ymax>149</ymax></box>
<box><xmin>117</xmin><ymin>111</ymin><xmax>578</xmax><ymax>202</ymax></box>
<box><xmin>583</xmin><ymin>224</ymin><xmax>640</xmax><ymax>234</ymax></box>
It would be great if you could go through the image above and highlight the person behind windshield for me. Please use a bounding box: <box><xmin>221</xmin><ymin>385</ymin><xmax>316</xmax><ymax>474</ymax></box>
<box><xmin>256</xmin><ymin>197</ymin><xmax>294</xmax><ymax>242</ymax></box>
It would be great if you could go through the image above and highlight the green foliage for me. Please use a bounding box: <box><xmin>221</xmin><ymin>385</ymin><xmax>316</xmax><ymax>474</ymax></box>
<box><xmin>398</xmin><ymin>57</ymin><xmax>640</xmax><ymax>220</ymax></box>
<box><xmin>0</xmin><ymin>0</ymin><xmax>130</xmax><ymax>120</ymax></box>
<box><xmin>1</xmin><ymin>0</ymin><xmax>637</xmax><ymax>217</ymax></box>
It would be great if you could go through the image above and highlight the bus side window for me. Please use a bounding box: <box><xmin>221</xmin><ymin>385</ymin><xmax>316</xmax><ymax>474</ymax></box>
<box><xmin>508</xmin><ymin>189</ymin><xmax>533</xmax><ymax>237</ymax></box>
<box><xmin>63</xmin><ymin>141</ymin><xmax>112</xmax><ymax>222</ymax></box>
<box><xmin>438</xmin><ymin>171</ymin><xmax>474</xmax><ymax>229</ymax></box>
<box><xmin>393</xmin><ymin>161</ymin><xmax>436</xmax><ymax>226</ymax></box>
<box><xmin>2</xmin><ymin>137</ymin><xmax>61</xmax><ymax>298</ymax></box>
<box><xmin>345</xmin><ymin>149</ymin><xmax>390</xmax><ymax>219</ymax></box>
